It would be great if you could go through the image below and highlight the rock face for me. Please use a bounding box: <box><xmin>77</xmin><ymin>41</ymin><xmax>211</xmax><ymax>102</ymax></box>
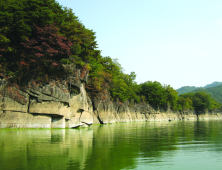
<box><xmin>1</xmin><ymin>64</ymin><xmax>222</xmax><ymax>129</ymax></box>
<box><xmin>91</xmin><ymin>93</ymin><xmax>222</xmax><ymax>124</ymax></box>
<box><xmin>0</xmin><ymin>64</ymin><xmax>93</xmax><ymax>128</ymax></box>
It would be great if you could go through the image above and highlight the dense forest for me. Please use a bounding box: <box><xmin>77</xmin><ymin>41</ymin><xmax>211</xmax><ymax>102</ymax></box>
<box><xmin>0</xmin><ymin>0</ymin><xmax>221</xmax><ymax>112</ymax></box>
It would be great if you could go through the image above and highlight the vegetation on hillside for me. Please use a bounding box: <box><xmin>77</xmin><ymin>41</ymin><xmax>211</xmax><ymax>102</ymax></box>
<box><xmin>138</xmin><ymin>81</ymin><xmax>221</xmax><ymax>112</ymax></box>
<box><xmin>177</xmin><ymin>81</ymin><xmax>222</xmax><ymax>95</ymax></box>
<box><xmin>0</xmin><ymin>0</ymin><xmax>139</xmax><ymax>101</ymax></box>
<box><xmin>0</xmin><ymin>0</ymin><xmax>220</xmax><ymax>112</ymax></box>
<box><xmin>191</xmin><ymin>84</ymin><xmax>222</xmax><ymax>104</ymax></box>
<box><xmin>0</xmin><ymin>0</ymin><xmax>98</xmax><ymax>80</ymax></box>
<box><xmin>177</xmin><ymin>82</ymin><xmax>222</xmax><ymax>104</ymax></box>
<box><xmin>204</xmin><ymin>81</ymin><xmax>222</xmax><ymax>88</ymax></box>
<box><xmin>139</xmin><ymin>81</ymin><xmax>178</xmax><ymax>110</ymax></box>
<box><xmin>179</xmin><ymin>92</ymin><xmax>220</xmax><ymax>112</ymax></box>
<box><xmin>177</xmin><ymin>86</ymin><xmax>199</xmax><ymax>95</ymax></box>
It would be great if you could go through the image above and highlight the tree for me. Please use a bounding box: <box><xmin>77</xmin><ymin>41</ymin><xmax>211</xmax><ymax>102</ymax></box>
<box><xmin>139</xmin><ymin>81</ymin><xmax>167</xmax><ymax>108</ymax></box>
<box><xmin>164</xmin><ymin>85</ymin><xmax>178</xmax><ymax>110</ymax></box>
<box><xmin>177</xmin><ymin>96</ymin><xmax>193</xmax><ymax>111</ymax></box>
<box><xmin>19</xmin><ymin>24</ymin><xmax>73</xmax><ymax>80</ymax></box>
<box><xmin>179</xmin><ymin>92</ymin><xmax>220</xmax><ymax>112</ymax></box>
<box><xmin>0</xmin><ymin>0</ymin><xmax>99</xmax><ymax>82</ymax></box>
<box><xmin>0</xmin><ymin>0</ymin><xmax>65</xmax><ymax>72</ymax></box>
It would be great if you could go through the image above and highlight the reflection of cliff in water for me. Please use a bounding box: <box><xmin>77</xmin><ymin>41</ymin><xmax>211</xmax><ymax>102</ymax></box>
<box><xmin>0</xmin><ymin>129</ymin><xmax>93</xmax><ymax>170</ymax></box>
<box><xmin>1</xmin><ymin>120</ymin><xmax>222</xmax><ymax>170</ymax></box>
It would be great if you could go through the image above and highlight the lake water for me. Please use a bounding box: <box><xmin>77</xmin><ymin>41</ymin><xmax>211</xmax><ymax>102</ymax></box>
<box><xmin>1</xmin><ymin>120</ymin><xmax>222</xmax><ymax>170</ymax></box>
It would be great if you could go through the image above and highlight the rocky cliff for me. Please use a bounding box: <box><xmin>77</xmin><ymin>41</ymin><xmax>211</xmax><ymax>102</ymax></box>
<box><xmin>92</xmin><ymin>93</ymin><xmax>222</xmax><ymax>124</ymax></box>
<box><xmin>1</xmin><ymin>64</ymin><xmax>222</xmax><ymax>129</ymax></box>
<box><xmin>0</xmin><ymin>64</ymin><xmax>93</xmax><ymax>128</ymax></box>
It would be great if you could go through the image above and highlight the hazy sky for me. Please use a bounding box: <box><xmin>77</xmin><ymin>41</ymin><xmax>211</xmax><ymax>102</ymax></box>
<box><xmin>56</xmin><ymin>0</ymin><xmax>222</xmax><ymax>89</ymax></box>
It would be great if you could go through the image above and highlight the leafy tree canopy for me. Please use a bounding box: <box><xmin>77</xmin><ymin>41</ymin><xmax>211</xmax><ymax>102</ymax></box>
<box><xmin>179</xmin><ymin>92</ymin><xmax>220</xmax><ymax>112</ymax></box>
<box><xmin>0</xmin><ymin>0</ymin><xmax>98</xmax><ymax>80</ymax></box>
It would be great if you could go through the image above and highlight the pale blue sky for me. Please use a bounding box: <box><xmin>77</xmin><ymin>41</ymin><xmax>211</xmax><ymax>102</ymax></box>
<box><xmin>56</xmin><ymin>0</ymin><xmax>222</xmax><ymax>89</ymax></box>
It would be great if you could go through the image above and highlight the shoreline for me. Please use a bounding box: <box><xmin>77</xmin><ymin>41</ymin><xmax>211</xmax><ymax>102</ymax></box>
<box><xmin>1</xmin><ymin>111</ymin><xmax>222</xmax><ymax>129</ymax></box>
<box><xmin>1</xmin><ymin>77</ymin><xmax>222</xmax><ymax>129</ymax></box>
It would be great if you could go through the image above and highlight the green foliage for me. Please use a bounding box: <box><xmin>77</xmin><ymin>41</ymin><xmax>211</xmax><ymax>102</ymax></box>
<box><xmin>177</xmin><ymin>86</ymin><xmax>198</xmax><ymax>95</ymax></box>
<box><xmin>177</xmin><ymin>81</ymin><xmax>222</xmax><ymax>95</ymax></box>
<box><xmin>139</xmin><ymin>81</ymin><xmax>167</xmax><ymax>108</ymax></box>
<box><xmin>86</xmin><ymin>56</ymin><xmax>139</xmax><ymax>103</ymax></box>
<box><xmin>0</xmin><ymin>0</ymin><xmax>99</xmax><ymax>81</ymax></box>
<box><xmin>191</xmin><ymin>84</ymin><xmax>222</xmax><ymax>104</ymax></box>
<box><xmin>102</xmin><ymin>57</ymin><xmax>139</xmax><ymax>102</ymax></box>
<box><xmin>179</xmin><ymin>92</ymin><xmax>220</xmax><ymax>112</ymax></box>
<box><xmin>86</xmin><ymin>55</ymin><xmax>112</xmax><ymax>97</ymax></box>
<box><xmin>60</xmin><ymin>58</ymin><xmax>71</xmax><ymax>64</ymax></box>
<box><xmin>177</xmin><ymin>96</ymin><xmax>193</xmax><ymax>110</ymax></box>
<box><xmin>192</xmin><ymin>92</ymin><xmax>220</xmax><ymax>111</ymax></box>
<box><xmin>139</xmin><ymin>81</ymin><xmax>178</xmax><ymax>110</ymax></box>
<box><xmin>109</xmin><ymin>71</ymin><xmax>140</xmax><ymax>102</ymax></box>
<box><xmin>165</xmin><ymin>85</ymin><xmax>178</xmax><ymax>110</ymax></box>
<box><xmin>138</xmin><ymin>81</ymin><xmax>220</xmax><ymax>112</ymax></box>
<box><xmin>204</xmin><ymin>81</ymin><xmax>222</xmax><ymax>88</ymax></box>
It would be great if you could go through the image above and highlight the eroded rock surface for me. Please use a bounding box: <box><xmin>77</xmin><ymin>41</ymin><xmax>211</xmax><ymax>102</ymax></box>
<box><xmin>0</xmin><ymin>64</ymin><xmax>93</xmax><ymax>128</ymax></box>
<box><xmin>92</xmin><ymin>93</ymin><xmax>222</xmax><ymax>124</ymax></box>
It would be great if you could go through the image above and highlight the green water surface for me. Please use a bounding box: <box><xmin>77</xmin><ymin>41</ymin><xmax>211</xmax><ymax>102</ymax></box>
<box><xmin>1</xmin><ymin>120</ymin><xmax>222</xmax><ymax>170</ymax></box>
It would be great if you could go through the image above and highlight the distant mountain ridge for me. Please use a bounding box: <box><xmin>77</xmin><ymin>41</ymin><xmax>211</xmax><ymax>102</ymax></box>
<box><xmin>204</xmin><ymin>81</ymin><xmax>222</xmax><ymax>89</ymax></box>
<box><xmin>177</xmin><ymin>81</ymin><xmax>222</xmax><ymax>95</ymax></box>
<box><xmin>176</xmin><ymin>86</ymin><xmax>199</xmax><ymax>95</ymax></box>
<box><xmin>177</xmin><ymin>81</ymin><xmax>222</xmax><ymax>103</ymax></box>
<box><xmin>192</xmin><ymin>84</ymin><xmax>222</xmax><ymax>104</ymax></box>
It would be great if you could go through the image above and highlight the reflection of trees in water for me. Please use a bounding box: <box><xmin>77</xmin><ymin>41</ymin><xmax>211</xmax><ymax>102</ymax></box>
<box><xmin>84</xmin><ymin>122</ymin><xmax>182</xmax><ymax>169</ymax></box>
<box><xmin>0</xmin><ymin>120</ymin><xmax>222</xmax><ymax>170</ymax></box>
<box><xmin>193</xmin><ymin>120</ymin><xmax>222</xmax><ymax>153</ymax></box>
<box><xmin>193</xmin><ymin>120</ymin><xmax>222</xmax><ymax>141</ymax></box>
<box><xmin>139</xmin><ymin>123</ymin><xmax>179</xmax><ymax>159</ymax></box>
<box><xmin>193</xmin><ymin>120</ymin><xmax>208</xmax><ymax>140</ymax></box>
<box><xmin>0</xmin><ymin>129</ymin><xmax>94</xmax><ymax>170</ymax></box>
<box><xmin>84</xmin><ymin>124</ymin><xmax>138</xmax><ymax>170</ymax></box>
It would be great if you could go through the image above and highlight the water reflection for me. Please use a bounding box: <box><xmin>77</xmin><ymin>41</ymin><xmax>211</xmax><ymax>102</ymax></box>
<box><xmin>0</xmin><ymin>120</ymin><xmax>222</xmax><ymax>170</ymax></box>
